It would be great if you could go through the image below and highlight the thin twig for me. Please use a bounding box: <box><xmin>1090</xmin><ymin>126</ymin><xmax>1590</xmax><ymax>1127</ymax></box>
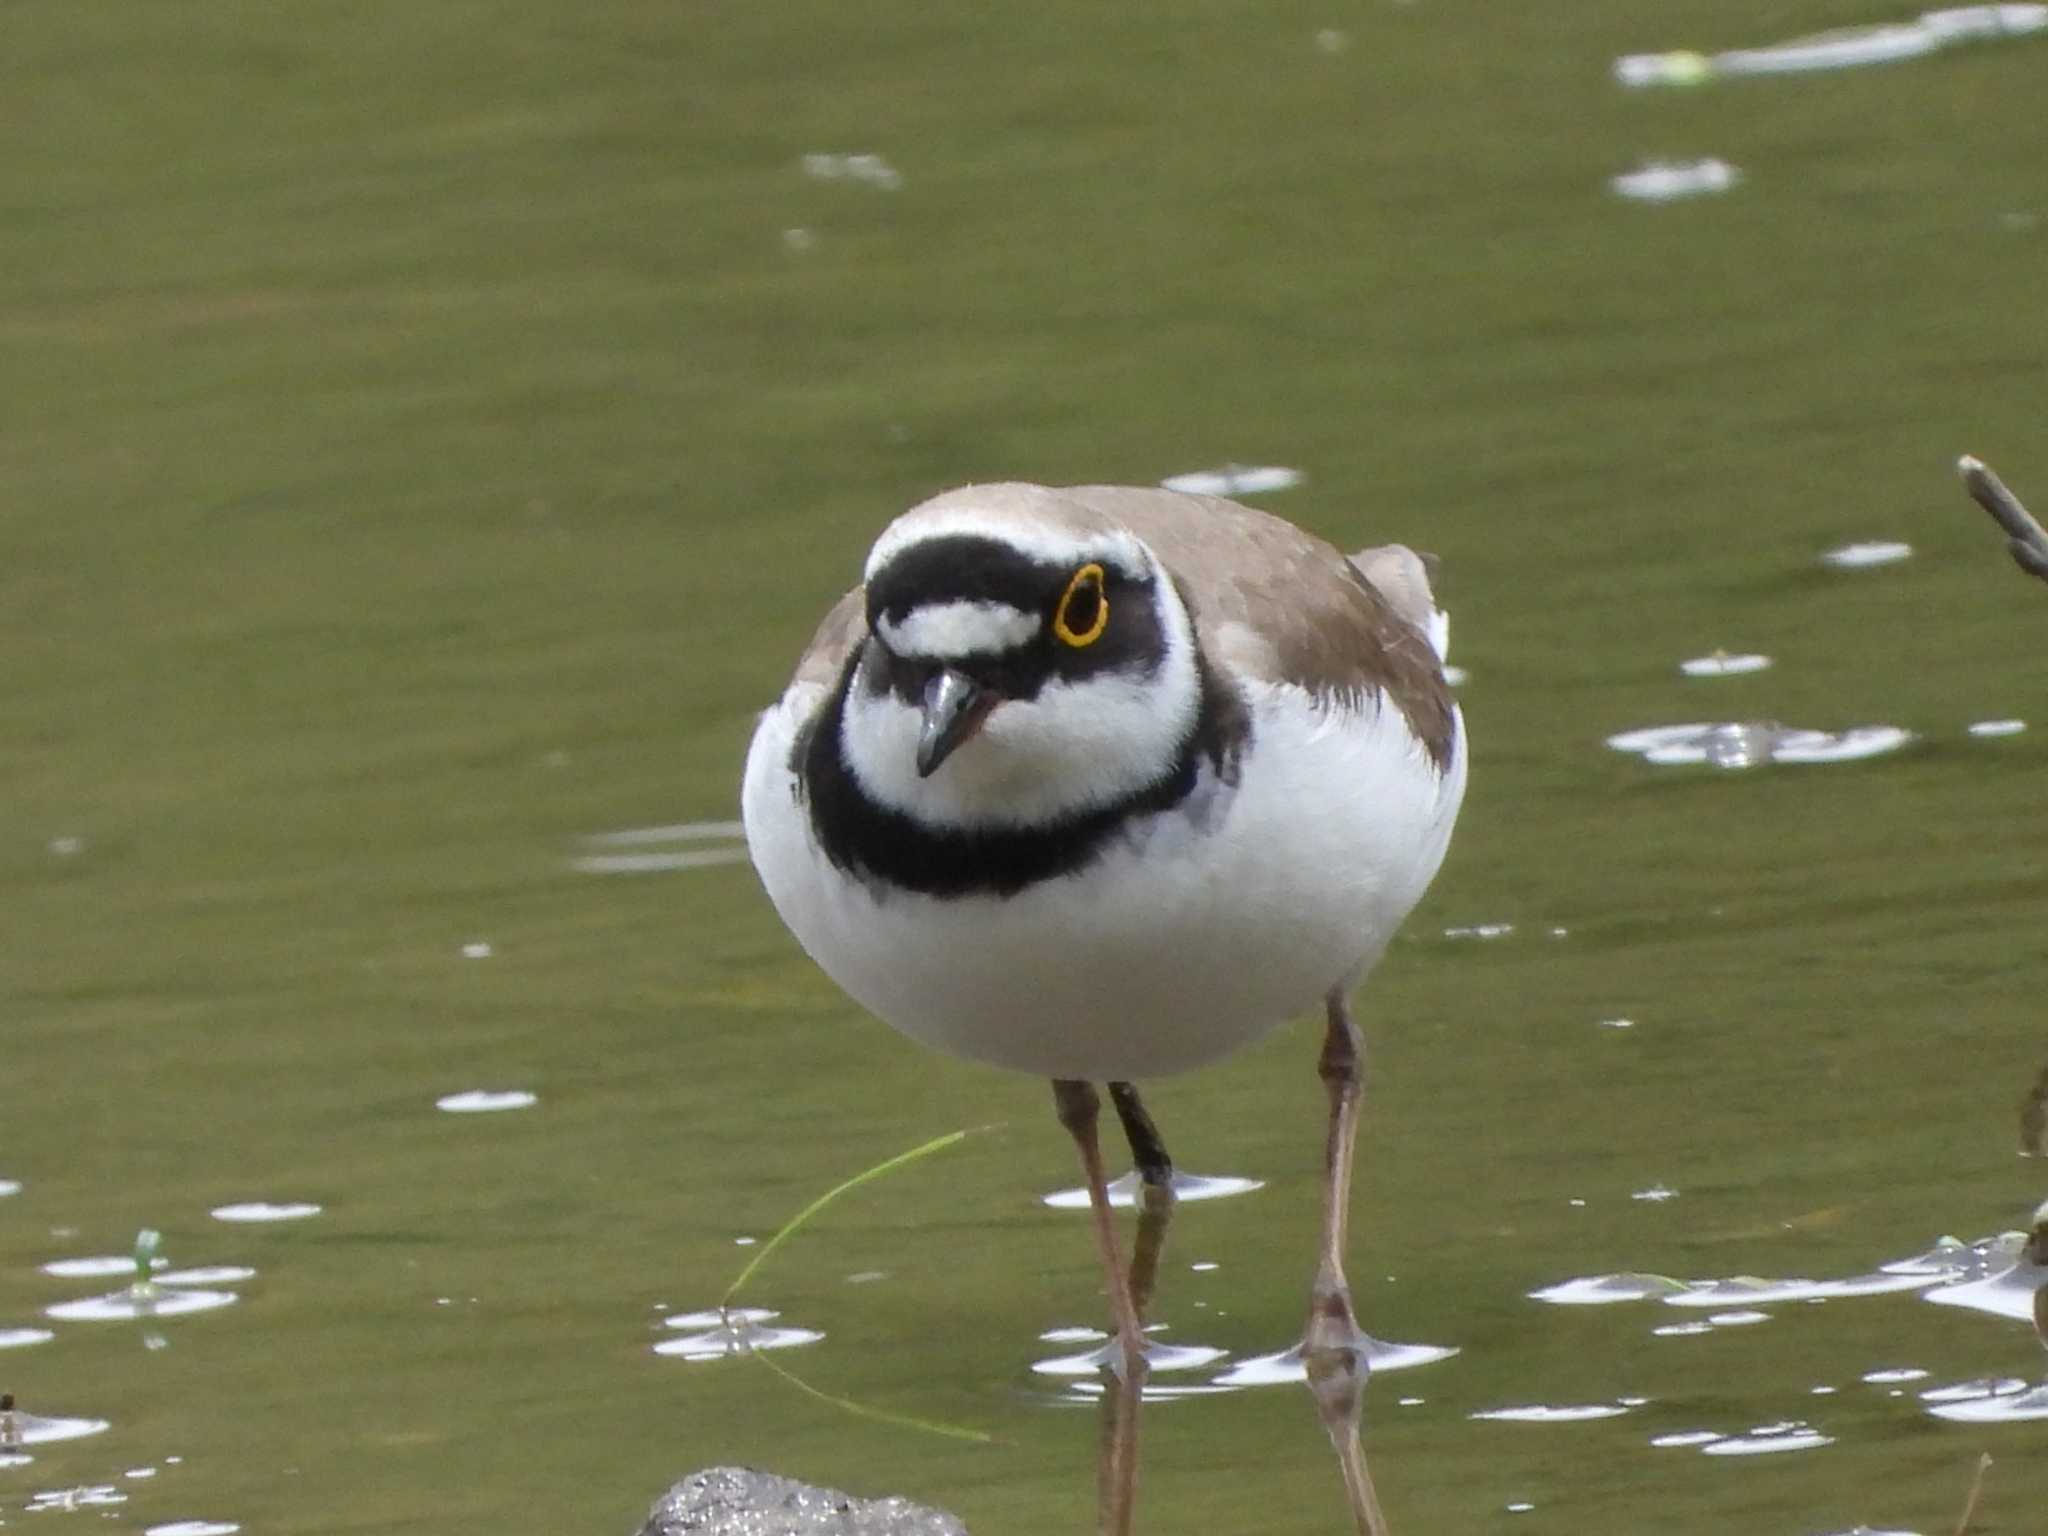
<box><xmin>2020</xmin><ymin>1061</ymin><xmax>2048</xmax><ymax>1157</ymax></box>
<box><xmin>1952</xmin><ymin>1451</ymin><xmax>1992</xmax><ymax>1536</ymax></box>
<box><xmin>1958</xmin><ymin>456</ymin><xmax>2048</xmax><ymax>584</ymax></box>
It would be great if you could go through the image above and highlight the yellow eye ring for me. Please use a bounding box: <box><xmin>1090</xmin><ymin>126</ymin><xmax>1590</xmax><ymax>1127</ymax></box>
<box><xmin>1052</xmin><ymin>563</ymin><xmax>1110</xmax><ymax>647</ymax></box>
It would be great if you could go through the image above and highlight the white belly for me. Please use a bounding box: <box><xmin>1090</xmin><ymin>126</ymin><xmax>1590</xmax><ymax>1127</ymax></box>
<box><xmin>741</xmin><ymin>681</ymin><xmax>1466</xmax><ymax>1082</ymax></box>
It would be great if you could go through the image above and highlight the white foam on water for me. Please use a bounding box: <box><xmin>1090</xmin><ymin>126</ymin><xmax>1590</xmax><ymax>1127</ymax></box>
<box><xmin>1921</xmin><ymin>1261</ymin><xmax>2044</xmax><ymax>1321</ymax></box>
<box><xmin>653</xmin><ymin>1310</ymin><xmax>824</xmax><ymax>1360</ymax></box>
<box><xmin>1632</xmin><ymin>1185</ymin><xmax>1678</xmax><ymax>1202</ymax></box>
<box><xmin>5</xmin><ymin>1412</ymin><xmax>111</xmax><ymax>1447</ymax></box>
<box><xmin>1861</xmin><ymin>1367</ymin><xmax>1929</xmax><ymax>1383</ymax></box>
<box><xmin>27</xmin><ymin>1484</ymin><xmax>128</xmax><ymax>1511</ymax></box>
<box><xmin>1919</xmin><ymin>1375</ymin><xmax>2026</xmax><ymax>1405</ymax></box>
<box><xmin>1881</xmin><ymin>1233</ymin><xmax>2016</xmax><ymax>1278</ymax></box>
<box><xmin>1705</xmin><ymin>1310</ymin><xmax>1772</xmax><ymax>1326</ymax></box>
<box><xmin>1057</xmin><ymin>1377</ymin><xmax>1241</xmax><ymax>1404</ymax></box>
<box><xmin>436</xmin><ymin>1089</ymin><xmax>537</xmax><ymax>1113</ymax></box>
<box><xmin>148</xmin><ymin>1524</ymin><xmax>243</xmax><ymax>1536</ymax></box>
<box><xmin>1822</xmin><ymin>541</ymin><xmax>1914</xmax><ymax>568</ymax></box>
<box><xmin>1159</xmin><ymin>466</ymin><xmax>1304</xmax><ymax>497</ymax></box>
<box><xmin>1665</xmin><ymin>1277</ymin><xmax>1833</xmax><ymax>1307</ymax></box>
<box><xmin>1608</xmin><ymin>721</ymin><xmax>1914</xmax><ymax>768</ymax></box>
<box><xmin>1653</xmin><ymin>1321</ymin><xmax>1715</xmax><ymax>1337</ymax></box>
<box><xmin>800</xmin><ymin>153</ymin><xmax>902</xmax><ymax>190</ymax></box>
<box><xmin>1968</xmin><ymin>718</ymin><xmax>2026</xmax><ymax>737</ymax></box>
<box><xmin>1926</xmin><ymin>1381</ymin><xmax>2048</xmax><ymax>1422</ymax></box>
<box><xmin>0</xmin><ymin>1178</ymin><xmax>19</xmax><ymax>1198</ymax></box>
<box><xmin>1528</xmin><ymin>1273</ymin><xmax>1688</xmax><ymax>1305</ymax></box>
<box><xmin>1038</xmin><ymin>1326</ymin><xmax>1106</xmax><ymax>1344</ymax></box>
<box><xmin>1650</xmin><ymin>1430</ymin><xmax>1725</xmax><ymax>1448</ymax></box>
<box><xmin>1212</xmin><ymin>1337</ymin><xmax>1458</xmax><ymax>1386</ymax></box>
<box><xmin>1700</xmin><ymin>1423</ymin><xmax>1833</xmax><ymax>1456</ymax></box>
<box><xmin>1611</xmin><ymin>158</ymin><xmax>1742</xmax><ymax>202</ymax></box>
<box><xmin>1032</xmin><ymin>1339</ymin><xmax>1227</xmax><ymax>1377</ymax></box>
<box><xmin>1470</xmin><ymin>1404</ymin><xmax>1631</xmax><ymax>1423</ymax></box>
<box><xmin>46</xmin><ymin>1287</ymin><xmax>238</xmax><ymax>1322</ymax></box>
<box><xmin>212</xmin><ymin>1201</ymin><xmax>321</xmax><ymax>1223</ymax></box>
<box><xmin>2</xmin><ymin>1326</ymin><xmax>55</xmax><ymax>1350</ymax></box>
<box><xmin>41</xmin><ymin>1254</ymin><xmax>168</xmax><ymax>1279</ymax></box>
<box><xmin>1042</xmin><ymin>1169</ymin><xmax>1262</xmax><ymax>1209</ymax></box>
<box><xmin>663</xmin><ymin>1307</ymin><xmax>776</xmax><ymax>1329</ymax></box>
<box><xmin>1680</xmin><ymin>653</ymin><xmax>1772</xmax><ymax>677</ymax></box>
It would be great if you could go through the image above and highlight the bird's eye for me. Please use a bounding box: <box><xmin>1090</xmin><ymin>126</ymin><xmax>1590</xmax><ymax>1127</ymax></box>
<box><xmin>1052</xmin><ymin>564</ymin><xmax>1109</xmax><ymax>647</ymax></box>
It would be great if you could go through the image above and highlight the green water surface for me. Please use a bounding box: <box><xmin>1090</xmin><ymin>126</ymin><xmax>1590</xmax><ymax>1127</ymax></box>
<box><xmin>5</xmin><ymin>2</ymin><xmax>2046</xmax><ymax>1532</ymax></box>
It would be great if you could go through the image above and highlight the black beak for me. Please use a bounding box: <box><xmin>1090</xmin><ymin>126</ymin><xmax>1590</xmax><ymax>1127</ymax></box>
<box><xmin>916</xmin><ymin>668</ymin><xmax>997</xmax><ymax>778</ymax></box>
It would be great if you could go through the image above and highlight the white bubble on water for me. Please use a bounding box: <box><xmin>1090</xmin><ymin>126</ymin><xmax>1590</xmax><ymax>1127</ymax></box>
<box><xmin>653</xmin><ymin>1309</ymin><xmax>824</xmax><ymax>1361</ymax></box>
<box><xmin>27</xmin><ymin>1484</ymin><xmax>127</xmax><ymax>1511</ymax></box>
<box><xmin>1821</xmin><ymin>541</ymin><xmax>1913</xmax><ymax>568</ymax></box>
<box><xmin>212</xmin><ymin>1201</ymin><xmax>321</xmax><ymax>1223</ymax></box>
<box><xmin>46</xmin><ymin>1288</ymin><xmax>238</xmax><ymax>1322</ymax></box>
<box><xmin>1043</xmin><ymin>1169</ymin><xmax>1262</xmax><ymax>1208</ymax></box>
<box><xmin>436</xmin><ymin>1089</ymin><xmax>537</xmax><ymax>1113</ymax></box>
<box><xmin>3</xmin><ymin>1411</ymin><xmax>110</xmax><ymax>1447</ymax></box>
<box><xmin>1033</xmin><ymin>1338</ymin><xmax>1226</xmax><ymax>1377</ymax></box>
<box><xmin>1926</xmin><ymin>1381</ymin><xmax>2048</xmax><ymax>1422</ymax></box>
<box><xmin>1650</xmin><ymin>1430</ymin><xmax>1724</xmax><ymax>1448</ymax></box>
<box><xmin>1680</xmin><ymin>652</ymin><xmax>1772</xmax><ymax>677</ymax></box>
<box><xmin>1470</xmin><ymin>1403</ymin><xmax>1632</xmax><ymax>1423</ymax></box>
<box><xmin>41</xmin><ymin>1254</ymin><xmax>167</xmax><ymax>1279</ymax></box>
<box><xmin>1700</xmin><ymin>1421</ymin><xmax>1833</xmax><ymax>1455</ymax></box>
<box><xmin>1212</xmin><ymin>1336</ymin><xmax>1457</xmax><ymax>1386</ymax></box>
<box><xmin>1528</xmin><ymin>1273</ymin><xmax>1688</xmax><ymax>1305</ymax></box>
<box><xmin>1159</xmin><ymin>466</ymin><xmax>1303</xmax><ymax>497</ymax></box>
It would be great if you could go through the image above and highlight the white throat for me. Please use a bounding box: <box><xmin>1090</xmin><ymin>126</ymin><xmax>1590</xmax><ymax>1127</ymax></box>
<box><xmin>839</xmin><ymin>566</ymin><xmax>1203</xmax><ymax>831</ymax></box>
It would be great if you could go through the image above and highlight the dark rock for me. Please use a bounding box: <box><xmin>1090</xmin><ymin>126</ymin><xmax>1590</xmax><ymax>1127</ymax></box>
<box><xmin>636</xmin><ymin>1466</ymin><xmax>970</xmax><ymax>1536</ymax></box>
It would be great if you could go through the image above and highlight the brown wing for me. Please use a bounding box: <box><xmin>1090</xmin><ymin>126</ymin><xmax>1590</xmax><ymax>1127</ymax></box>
<box><xmin>1062</xmin><ymin>486</ymin><xmax>1456</xmax><ymax>770</ymax></box>
<box><xmin>791</xmin><ymin>586</ymin><xmax>867</xmax><ymax>689</ymax></box>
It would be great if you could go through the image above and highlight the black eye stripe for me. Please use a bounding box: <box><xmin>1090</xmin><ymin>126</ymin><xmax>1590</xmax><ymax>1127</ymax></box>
<box><xmin>866</xmin><ymin>536</ymin><xmax>1148</xmax><ymax>632</ymax></box>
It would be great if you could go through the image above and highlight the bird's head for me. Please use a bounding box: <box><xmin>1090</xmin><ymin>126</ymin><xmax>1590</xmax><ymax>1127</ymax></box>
<box><xmin>838</xmin><ymin>488</ymin><xmax>1202</xmax><ymax>829</ymax></box>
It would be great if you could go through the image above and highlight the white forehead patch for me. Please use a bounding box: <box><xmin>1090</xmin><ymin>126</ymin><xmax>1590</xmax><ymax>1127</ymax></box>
<box><xmin>876</xmin><ymin>599</ymin><xmax>1041</xmax><ymax>658</ymax></box>
<box><xmin>865</xmin><ymin>507</ymin><xmax>1149</xmax><ymax>585</ymax></box>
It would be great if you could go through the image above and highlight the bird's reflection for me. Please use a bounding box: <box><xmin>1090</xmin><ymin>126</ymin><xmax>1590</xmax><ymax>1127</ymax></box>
<box><xmin>1088</xmin><ymin>1178</ymin><xmax>1391</xmax><ymax>1536</ymax></box>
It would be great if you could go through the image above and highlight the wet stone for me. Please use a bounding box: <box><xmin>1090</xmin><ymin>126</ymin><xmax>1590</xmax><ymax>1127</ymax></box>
<box><xmin>637</xmin><ymin>1466</ymin><xmax>968</xmax><ymax>1536</ymax></box>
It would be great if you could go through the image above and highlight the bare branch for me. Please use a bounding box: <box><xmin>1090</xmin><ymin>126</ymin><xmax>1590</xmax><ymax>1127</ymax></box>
<box><xmin>1952</xmin><ymin>1451</ymin><xmax>1992</xmax><ymax>1536</ymax></box>
<box><xmin>2021</xmin><ymin>1061</ymin><xmax>2048</xmax><ymax>1157</ymax></box>
<box><xmin>1958</xmin><ymin>456</ymin><xmax>2048</xmax><ymax>585</ymax></box>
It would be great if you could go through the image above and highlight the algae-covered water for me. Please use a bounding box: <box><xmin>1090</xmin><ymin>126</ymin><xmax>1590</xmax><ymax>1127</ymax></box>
<box><xmin>5</xmin><ymin>2</ymin><xmax>2047</xmax><ymax>1531</ymax></box>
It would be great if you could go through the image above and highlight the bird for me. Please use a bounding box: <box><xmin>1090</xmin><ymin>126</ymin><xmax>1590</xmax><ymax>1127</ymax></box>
<box><xmin>741</xmin><ymin>480</ymin><xmax>1466</xmax><ymax>1533</ymax></box>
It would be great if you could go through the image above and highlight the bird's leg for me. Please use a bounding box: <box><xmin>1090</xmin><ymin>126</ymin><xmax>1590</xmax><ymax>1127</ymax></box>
<box><xmin>1094</xmin><ymin>1327</ymin><xmax>1145</xmax><ymax>1536</ymax></box>
<box><xmin>1108</xmin><ymin>1080</ymin><xmax>1173</xmax><ymax>1189</ymax></box>
<box><xmin>1053</xmin><ymin>1079</ymin><xmax>1148</xmax><ymax>1378</ymax></box>
<box><xmin>1055</xmin><ymin>1079</ymin><xmax>1149</xmax><ymax>1536</ymax></box>
<box><xmin>1304</xmin><ymin>990</ymin><xmax>1390</xmax><ymax>1536</ymax></box>
<box><xmin>1108</xmin><ymin>1082</ymin><xmax>1177</xmax><ymax>1320</ymax></box>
